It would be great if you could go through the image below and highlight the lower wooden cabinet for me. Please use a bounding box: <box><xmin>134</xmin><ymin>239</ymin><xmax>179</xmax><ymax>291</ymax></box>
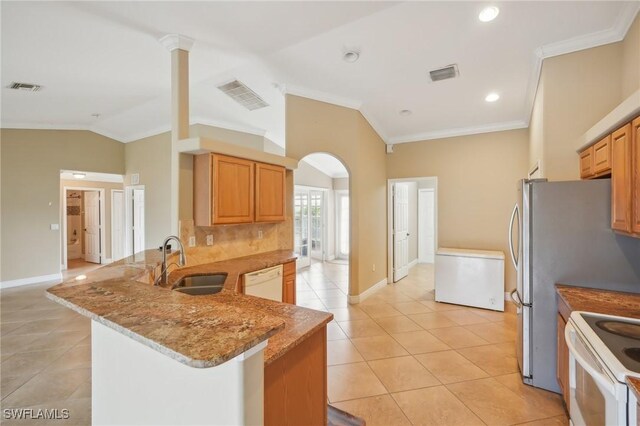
<box><xmin>556</xmin><ymin>313</ymin><xmax>570</xmax><ymax>412</ymax></box>
<box><xmin>264</xmin><ymin>326</ymin><xmax>327</xmax><ymax>426</ymax></box>
<box><xmin>283</xmin><ymin>261</ymin><xmax>296</xmax><ymax>304</ymax></box>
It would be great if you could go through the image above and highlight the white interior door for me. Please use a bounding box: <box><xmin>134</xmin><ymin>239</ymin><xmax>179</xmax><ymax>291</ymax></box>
<box><xmin>418</xmin><ymin>189</ymin><xmax>436</xmax><ymax>263</ymax></box>
<box><xmin>132</xmin><ymin>189</ymin><xmax>145</xmax><ymax>254</ymax></box>
<box><xmin>393</xmin><ymin>183</ymin><xmax>410</xmax><ymax>282</ymax></box>
<box><xmin>84</xmin><ymin>191</ymin><xmax>101</xmax><ymax>264</ymax></box>
<box><xmin>294</xmin><ymin>190</ymin><xmax>310</xmax><ymax>269</ymax></box>
<box><xmin>111</xmin><ymin>190</ymin><xmax>125</xmax><ymax>262</ymax></box>
<box><xmin>336</xmin><ymin>191</ymin><xmax>349</xmax><ymax>260</ymax></box>
<box><xmin>310</xmin><ymin>190</ymin><xmax>324</xmax><ymax>261</ymax></box>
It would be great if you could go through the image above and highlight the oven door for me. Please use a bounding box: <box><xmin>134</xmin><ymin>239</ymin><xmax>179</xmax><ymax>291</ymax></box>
<box><xmin>565</xmin><ymin>321</ymin><xmax>626</xmax><ymax>426</ymax></box>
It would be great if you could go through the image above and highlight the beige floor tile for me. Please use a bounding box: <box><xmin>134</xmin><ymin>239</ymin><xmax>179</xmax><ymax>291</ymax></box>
<box><xmin>517</xmin><ymin>415</ymin><xmax>570</xmax><ymax>426</ymax></box>
<box><xmin>44</xmin><ymin>345</ymin><xmax>91</xmax><ymax>372</ymax></box>
<box><xmin>1</xmin><ymin>348</ymin><xmax>67</xmax><ymax>378</ymax></box>
<box><xmin>0</xmin><ymin>334</ymin><xmax>47</xmax><ymax>356</ymax></box>
<box><xmin>22</xmin><ymin>330</ymin><xmax>89</xmax><ymax>353</ymax></box>
<box><xmin>419</xmin><ymin>301</ymin><xmax>465</xmax><ymax>312</ymax></box>
<box><xmin>368</xmin><ymin>356</ymin><xmax>440</xmax><ymax>392</ymax></box>
<box><xmin>358</xmin><ymin>303</ymin><xmax>404</xmax><ymax>318</ymax></box>
<box><xmin>2</xmin><ymin>368</ymin><xmax>90</xmax><ymax>408</ymax></box>
<box><xmin>1</xmin><ymin>374</ymin><xmax>32</xmax><ymax>400</ymax></box>
<box><xmin>322</xmin><ymin>296</ymin><xmax>350</xmax><ymax>308</ymax></box>
<box><xmin>6</xmin><ymin>318</ymin><xmax>68</xmax><ymax>336</ymax></box>
<box><xmin>327</xmin><ymin>362</ymin><xmax>388</xmax><ymax>403</ymax></box>
<box><xmin>495</xmin><ymin>373</ymin><xmax>566</xmax><ymax>419</ymax></box>
<box><xmin>374</xmin><ymin>315</ymin><xmax>422</xmax><ymax>334</ymax></box>
<box><xmin>296</xmin><ymin>290</ymin><xmax>320</xmax><ymax>302</ymax></box>
<box><xmin>447</xmin><ymin>377</ymin><xmax>544</xmax><ymax>425</ymax></box>
<box><xmin>338</xmin><ymin>319</ymin><xmax>386</xmax><ymax>338</ymax></box>
<box><xmin>327</xmin><ymin>339</ymin><xmax>364</xmax><ymax>365</ymax></box>
<box><xmin>350</xmin><ymin>335</ymin><xmax>409</xmax><ymax>360</ymax></box>
<box><xmin>332</xmin><ymin>394</ymin><xmax>411</xmax><ymax>426</ymax></box>
<box><xmin>327</xmin><ymin>306</ymin><xmax>369</xmax><ymax>321</ymax></box>
<box><xmin>2</xmin><ymin>397</ymin><xmax>92</xmax><ymax>426</ymax></box>
<box><xmin>407</xmin><ymin>312</ymin><xmax>458</xmax><ymax>330</ymax></box>
<box><xmin>464</xmin><ymin>321</ymin><xmax>517</xmax><ymax>344</ymax></box>
<box><xmin>457</xmin><ymin>344</ymin><xmax>519</xmax><ymax>376</ymax></box>
<box><xmin>441</xmin><ymin>309</ymin><xmax>490</xmax><ymax>325</ymax></box>
<box><xmin>0</xmin><ymin>322</ymin><xmax>24</xmax><ymax>336</ymax></box>
<box><xmin>298</xmin><ymin>299</ymin><xmax>327</xmax><ymax>311</ymax></box>
<box><xmin>391</xmin><ymin>330</ymin><xmax>451</xmax><ymax>354</ymax></box>
<box><xmin>415</xmin><ymin>350</ymin><xmax>489</xmax><ymax>384</ymax></box>
<box><xmin>472</xmin><ymin>308</ymin><xmax>512</xmax><ymax>322</ymax></box>
<box><xmin>392</xmin><ymin>386</ymin><xmax>484</xmax><ymax>426</ymax></box>
<box><xmin>327</xmin><ymin>322</ymin><xmax>349</xmax><ymax>340</ymax></box>
<box><xmin>391</xmin><ymin>301</ymin><xmax>433</xmax><ymax>315</ymax></box>
<box><xmin>428</xmin><ymin>326</ymin><xmax>490</xmax><ymax>349</ymax></box>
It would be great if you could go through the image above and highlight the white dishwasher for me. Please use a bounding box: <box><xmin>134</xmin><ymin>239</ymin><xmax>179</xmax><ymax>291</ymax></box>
<box><xmin>244</xmin><ymin>265</ymin><xmax>283</xmax><ymax>302</ymax></box>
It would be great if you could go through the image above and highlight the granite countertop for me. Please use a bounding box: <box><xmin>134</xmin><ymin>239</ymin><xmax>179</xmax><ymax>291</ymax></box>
<box><xmin>556</xmin><ymin>284</ymin><xmax>640</xmax><ymax>318</ymax></box>
<box><xmin>47</xmin><ymin>249</ymin><xmax>332</xmax><ymax>368</ymax></box>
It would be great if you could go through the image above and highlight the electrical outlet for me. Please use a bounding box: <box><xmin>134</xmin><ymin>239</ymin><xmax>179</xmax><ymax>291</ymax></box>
<box><xmin>206</xmin><ymin>235</ymin><xmax>213</xmax><ymax>246</ymax></box>
<box><xmin>258</xmin><ymin>230</ymin><xmax>263</xmax><ymax>239</ymax></box>
<box><xmin>372</xmin><ymin>264</ymin><xmax>376</xmax><ymax>272</ymax></box>
<box><xmin>50</xmin><ymin>224</ymin><xmax>59</xmax><ymax>231</ymax></box>
<box><xmin>188</xmin><ymin>236</ymin><xmax>196</xmax><ymax>247</ymax></box>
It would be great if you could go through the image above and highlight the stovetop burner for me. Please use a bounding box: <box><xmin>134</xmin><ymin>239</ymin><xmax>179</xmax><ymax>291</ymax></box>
<box><xmin>597</xmin><ymin>320</ymin><xmax>640</xmax><ymax>340</ymax></box>
<box><xmin>624</xmin><ymin>347</ymin><xmax>640</xmax><ymax>363</ymax></box>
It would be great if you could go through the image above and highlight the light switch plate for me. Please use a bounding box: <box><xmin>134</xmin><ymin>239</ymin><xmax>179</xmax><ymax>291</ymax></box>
<box><xmin>50</xmin><ymin>224</ymin><xmax>60</xmax><ymax>230</ymax></box>
<box><xmin>188</xmin><ymin>236</ymin><xmax>196</xmax><ymax>247</ymax></box>
<box><xmin>258</xmin><ymin>230</ymin><xmax>263</xmax><ymax>239</ymax></box>
<box><xmin>206</xmin><ymin>235</ymin><xmax>213</xmax><ymax>246</ymax></box>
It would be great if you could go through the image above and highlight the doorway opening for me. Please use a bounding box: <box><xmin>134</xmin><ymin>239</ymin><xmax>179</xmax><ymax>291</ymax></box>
<box><xmin>294</xmin><ymin>153</ymin><xmax>351</xmax><ymax>308</ymax></box>
<box><xmin>387</xmin><ymin>177</ymin><xmax>438</xmax><ymax>285</ymax></box>
<box><xmin>60</xmin><ymin>170</ymin><xmax>124</xmax><ymax>274</ymax></box>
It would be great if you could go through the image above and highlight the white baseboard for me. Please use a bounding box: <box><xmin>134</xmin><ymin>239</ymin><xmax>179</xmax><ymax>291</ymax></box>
<box><xmin>348</xmin><ymin>278</ymin><xmax>388</xmax><ymax>304</ymax></box>
<box><xmin>0</xmin><ymin>273</ymin><xmax>63</xmax><ymax>290</ymax></box>
<box><xmin>101</xmin><ymin>258</ymin><xmax>112</xmax><ymax>265</ymax></box>
<box><xmin>408</xmin><ymin>259</ymin><xmax>419</xmax><ymax>269</ymax></box>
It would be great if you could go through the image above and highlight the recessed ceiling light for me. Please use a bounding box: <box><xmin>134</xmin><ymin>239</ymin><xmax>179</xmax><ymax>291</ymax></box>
<box><xmin>72</xmin><ymin>172</ymin><xmax>86</xmax><ymax>179</ymax></box>
<box><xmin>479</xmin><ymin>6</ymin><xmax>500</xmax><ymax>22</ymax></box>
<box><xmin>343</xmin><ymin>50</ymin><xmax>360</xmax><ymax>63</ymax></box>
<box><xmin>399</xmin><ymin>110</ymin><xmax>412</xmax><ymax>116</ymax></box>
<box><xmin>485</xmin><ymin>93</ymin><xmax>500</xmax><ymax>102</ymax></box>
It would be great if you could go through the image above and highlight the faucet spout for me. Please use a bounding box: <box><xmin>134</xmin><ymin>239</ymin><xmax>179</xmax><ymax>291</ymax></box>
<box><xmin>155</xmin><ymin>235</ymin><xmax>187</xmax><ymax>286</ymax></box>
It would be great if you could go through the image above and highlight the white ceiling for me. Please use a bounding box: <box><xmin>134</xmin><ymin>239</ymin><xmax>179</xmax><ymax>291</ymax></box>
<box><xmin>303</xmin><ymin>153</ymin><xmax>349</xmax><ymax>178</ymax></box>
<box><xmin>2</xmin><ymin>2</ymin><xmax>638</xmax><ymax>146</ymax></box>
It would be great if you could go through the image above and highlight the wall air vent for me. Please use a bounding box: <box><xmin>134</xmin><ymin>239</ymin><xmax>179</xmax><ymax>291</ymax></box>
<box><xmin>217</xmin><ymin>80</ymin><xmax>269</xmax><ymax>111</ymax></box>
<box><xmin>7</xmin><ymin>82</ymin><xmax>42</xmax><ymax>92</ymax></box>
<box><xmin>428</xmin><ymin>65</ymin><xmax>459</xmax><ymax>82</ymax></box>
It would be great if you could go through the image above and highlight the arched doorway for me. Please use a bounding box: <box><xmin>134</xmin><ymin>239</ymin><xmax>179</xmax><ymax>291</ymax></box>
<box><xmin>293</xmin><ymin>153</ymin><xmax>350</xmax><ymax>310</ymax></box>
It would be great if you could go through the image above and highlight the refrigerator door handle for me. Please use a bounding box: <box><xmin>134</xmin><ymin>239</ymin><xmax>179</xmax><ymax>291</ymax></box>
<box><xmin>511</xmin><ymin>289</ymin><xmax>531</xmax><ymax>308</ymax></box>
<box><xmin>508</xmin><ymin>203</ymin><xmax>519</xmax><ymax>269</ymax></box>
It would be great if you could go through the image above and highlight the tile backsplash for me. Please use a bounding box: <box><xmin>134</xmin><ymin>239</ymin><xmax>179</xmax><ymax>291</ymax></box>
<box><xmin>179</xmin><ymin>218</ymin><xmax>293</xmax><ymax>266</ymax></box>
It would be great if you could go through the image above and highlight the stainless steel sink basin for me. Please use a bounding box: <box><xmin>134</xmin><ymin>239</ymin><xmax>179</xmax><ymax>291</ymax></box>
<box><xmin>173</xmin><ymin>285</ymin><xmax>224</xmax><ymax>296</ymax></box>
<box><xmin>171</xmin><ymin>273</ymin><xmax>228</xmax><ymax>296</ymax></box>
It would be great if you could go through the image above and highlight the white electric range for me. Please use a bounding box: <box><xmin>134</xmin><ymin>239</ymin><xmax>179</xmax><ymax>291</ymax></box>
<box><xmin>566</xmin><ymin>311</ymin><xmax>640</xmax><ymax>426</ymax></box>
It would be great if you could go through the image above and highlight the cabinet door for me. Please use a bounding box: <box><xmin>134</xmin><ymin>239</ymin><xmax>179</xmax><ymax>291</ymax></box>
<box><xmin>213</xmin><ymin>154</ymin><xmax>255</xmax><ymax>224</ymax></box>
<box><xmin>611</xmin><ymin>124</ymin><xmax>632</xmax><ymax>233</ymax></box>
<box><xmin>593</xmin><ymin>135</ymin><xmax>612</xmax><ymax>175</ymax></box>
<box><xmin>255</xmin><ymin>162</ymin><xmax>286</xmax><ymax>222</ymax></box>
<box><xmin>579</xmin><ymin>146</ymin><xmax>594</xmax><ymax>179</ymax></box>
<box><xmin>283</xmin><ymin>261</ymin><xmax>296</xmax><ymax>304</ymax></box>
<box><xmin>632</xmin><ymin>117</ymin><xmax>640</xmax><ymax>234</ymax></box>
<box><xmin>557</xmin><ymin>314</ymin><xmax>570</xmax><ymax>413</ymax></box>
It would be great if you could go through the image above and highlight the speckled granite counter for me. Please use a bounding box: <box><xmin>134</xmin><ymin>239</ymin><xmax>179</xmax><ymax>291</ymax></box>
<box><xmin>47</xmin><ymin>249</ymin><xmax>332</xmax><ymax>368</ymax></box>
<box><xmin>556</xmin><ymin>284</ymin><xmax>640</xmax><ymax>319</ymax></box>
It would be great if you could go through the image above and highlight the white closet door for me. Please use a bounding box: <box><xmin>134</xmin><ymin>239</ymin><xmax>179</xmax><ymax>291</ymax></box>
<box><xmin>132</xmin><ymin>189</ymin><xmax>145</xmax><ymax>254</ymax></box>
<box><xmin>393</xmin><ymin>183</ymin><xmax>409</xmax><ymax>282</ymax></box>
<box><xmin>84</xmin><ymin>191</ymin><xmax>101</xmax><ymax>264</ymax></box>
<box><xmin>112</xmin><ymin>190</ymin><xmax>125</xmax><ymax>261</ymax></box>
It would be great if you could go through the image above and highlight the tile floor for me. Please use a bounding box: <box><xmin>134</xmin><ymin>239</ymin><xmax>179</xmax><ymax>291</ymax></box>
<box><xmin>0</xmin><ymin>261</ymin><xmax>568</xmax><ymax>425</ymax></box>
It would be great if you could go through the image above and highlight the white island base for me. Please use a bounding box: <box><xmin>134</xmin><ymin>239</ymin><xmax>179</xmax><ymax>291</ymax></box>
<box><xmin>91</xmin><ymin>321</ymin><xmax>266</xmax><ymax>426</ymax></box>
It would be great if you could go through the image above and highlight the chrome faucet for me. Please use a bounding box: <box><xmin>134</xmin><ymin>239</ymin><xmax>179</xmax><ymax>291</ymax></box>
<box><xmin>154</xmin><ymin>235</ymin><xmax>187</xmax><ymax>286</ymax></box>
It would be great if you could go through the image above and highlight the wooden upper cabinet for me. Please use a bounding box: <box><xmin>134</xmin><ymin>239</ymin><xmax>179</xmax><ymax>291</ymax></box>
<box><xmin>632</xmin><ymin>117</ymin><xmax>640</xmax><ymax>234</ymax></box>
<box><xmin>593</xmin><ymin>136</ymin><xmax>612</xmax><ymax>175</ymax></box>
<box><xmin>255</xmin><ymin>162</ymin><xmax>286</xmax><ymax>222</ymax></box>
<box><xmin>611</xmin><ymin>123</ymin><xmax>632</xmax><ymax>233</ymax></box>
<box><xmin>579</xmin><ymin>146</ymin><xmax>594</xmax><ymax>179</ymax></box>
<box><xmin>213</xmin><ymin>154</ymin><xmax>255</xmax><ymax>224</ymax></box>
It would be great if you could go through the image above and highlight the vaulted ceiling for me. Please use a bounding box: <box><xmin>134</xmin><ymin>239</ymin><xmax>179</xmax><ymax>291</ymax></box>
<box><xmin>2</xmin><ymin>1</ymin><xmax>638</xmax><ymax>149</ymax></box>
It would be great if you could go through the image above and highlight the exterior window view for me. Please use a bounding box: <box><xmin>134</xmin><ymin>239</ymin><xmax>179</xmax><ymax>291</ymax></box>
<box><xmin>1</xmin><ymin>2</ymin><xmax>640</xmax><ymax>425</ymax></box>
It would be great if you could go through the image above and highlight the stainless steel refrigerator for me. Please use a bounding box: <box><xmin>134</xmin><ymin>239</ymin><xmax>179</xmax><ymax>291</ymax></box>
<box><xmin>508</xmin><ymin>178</ymin><xmax>640</xmax><ymax>393</ymax></box>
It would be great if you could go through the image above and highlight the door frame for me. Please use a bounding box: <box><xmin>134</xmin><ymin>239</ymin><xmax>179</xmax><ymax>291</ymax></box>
<box><xmin>387</xmin><ymin>177</ymin><xmax>438</xmax><ymax>284</ymax></box>
<box><xmin>61</xmin><ymin>186</ymin><xmax>106</xmax><ymax>270</ymax></box>
<box><xmin>335</xmin><ymin>190</ymin><xmax>349</xmax><ymax>260</ymax></box>
<box><xmin>124</xmin><ymin>185</ymin><xmax>145</xmax><ymax>257</ymax></box>
<box><xmin>111</xmin><ymin>189</ymin><xmax>125</xmax><ymax>263</ymax></box>
<box><xmin>418</xmin><ymin>188</ymin><xmax>436</xmax><ymax>264</ymax></box>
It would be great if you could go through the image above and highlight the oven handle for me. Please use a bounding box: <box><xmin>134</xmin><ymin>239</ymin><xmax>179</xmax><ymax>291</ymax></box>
<box><xmin>564</xmin><ymin>322</ymin><xmax>616</xmax><ymax>395</ymax></box>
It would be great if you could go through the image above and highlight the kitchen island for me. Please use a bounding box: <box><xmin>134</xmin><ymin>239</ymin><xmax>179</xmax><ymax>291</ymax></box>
<box><xmin>47</xmin><ymin>249</ymin><xmax>333</xmax><ymax>426</ymax></box>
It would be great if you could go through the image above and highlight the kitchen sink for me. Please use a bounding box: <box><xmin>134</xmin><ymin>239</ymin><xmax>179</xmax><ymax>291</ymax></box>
<box><xmin>171</xmin><ymin>273</ymin><xmax>228</xmax><ymax>296</ymax></box>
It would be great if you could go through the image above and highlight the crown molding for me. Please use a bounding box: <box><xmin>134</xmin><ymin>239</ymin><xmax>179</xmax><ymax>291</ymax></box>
<box><xmin>158</xmin><ymin>34</ymin><xmax>195</xmax><ymax>52</ymax></box>
<box><xmin>389</xmin><ymin>120</ymin><xmax>528</xmax><ymax>145</ymax></box>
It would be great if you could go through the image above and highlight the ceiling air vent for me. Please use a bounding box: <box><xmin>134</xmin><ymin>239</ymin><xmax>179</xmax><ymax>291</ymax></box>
<box><xmin>7</xmin><ymin>82</ymin><xmax>42</xmax><ymax>92</ymax></box>
<box><xmin>217</xmin><ymin>80</ymin><xmax>269</xmax><ymax>111</ymax></box>
<box><xmin>428</xmin><ymin>65</ymin><xmax>459</xmax><ymax>82</ymax></box>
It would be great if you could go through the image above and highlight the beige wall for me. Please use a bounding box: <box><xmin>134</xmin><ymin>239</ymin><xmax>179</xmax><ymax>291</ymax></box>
<box><xmin>294</xmin><ymin>160</ymin><xmax>334</xmax><ymax>189</ymax></box>
<box><xmin>387</xmin><ymin>129</ymin><xmax>529</xmax><ymax>292</ymax></box>
<box><xmin>0</xmin><ymin>129</ymin><xmax>124</xmax><ymax>282</ymax></box>
<box><xmin>60</xmin><ymin>180</ymin><xmax>124</xmax><ymax>260</ymax></box>
<box><xmin>286</xmin><ymin>95</ymin><xmax>388</xmax><ymax>296</ymax></box>
<box><xmin>333</xmin><ymin>178</ymin><xmax>349</xmax><ymax>191</ymax></box>
<box><xmin>622</xmin><ymin>14</ymin><xmax>640</xmax><ymax>100</ymax></box>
